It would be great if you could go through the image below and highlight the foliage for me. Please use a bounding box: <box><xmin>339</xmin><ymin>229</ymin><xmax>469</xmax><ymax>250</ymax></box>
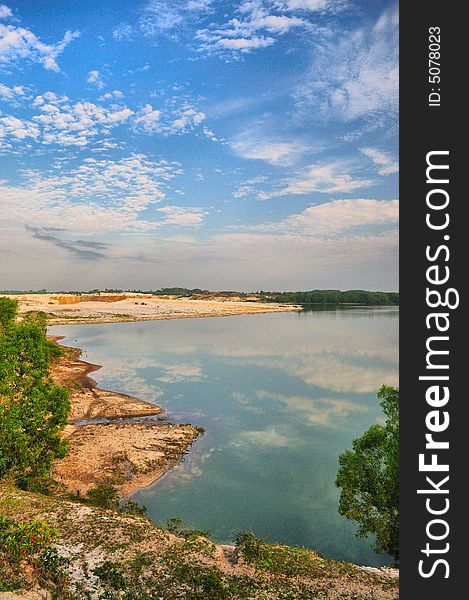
<box><xmin>87</xmin><ymin>484</ymin><xmax>120</xmax><ymax>509</ymax></box>
<box><xmin>93</xmin><ymin>561</ymin><xmax>127</xmax><ymax>590</ymax></box>
<box><xmin>0</xmin><ymin>298</ymin><xmax>70</xmax><ymax>483</ymax></box>
<box><xmin>165</xmin><ymin>517</ymin><xmax>210</xmax><ymax>540</ymax></box>
<box><xmin>336</xmin><ymin>385</ymin><xmax>399</xmax><ymax>562</ymax></box>
<box><xmin>119</xmin><ymin>499</ymin><xmax>148</xmax><ymax>518</ymax></box>
<box><xmin>235</xmin><ymin>531</ymin><xmax>326</xmax><ymax>578</ymax></box>
<box><xmin>259</xmin><ymin>289</ymin><xmax>399</xmax><ymax>306</ymax></box>
<box><xmin>0</xmin><ymin>517</ymin><xmax>57</xmax><ymax>562</ymax></box>
<box><xmin>0</xmin><ymin>516</ymin><xmax>70</xmax><ymax>595</ymax></box>
<box><xmin>0</xmin><ymin>298</ymin><xmax>18</xmax><ymax>330</ymax></box>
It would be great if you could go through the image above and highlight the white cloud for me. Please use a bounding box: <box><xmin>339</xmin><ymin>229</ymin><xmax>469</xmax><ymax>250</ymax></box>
<box><xmin>133</xmin><ymin>101</ymin><xmax>206</xmax><ymax>136</ymax></box>
<box><xmin>0</xmin><ymin>5</ymin><xmax>12</xmax><ymax>19</ymax></box>
<box><xmin>360</xmin><ymin>147</ymin><xmax>399</xmax><ymax>176</ymax></box>
<box><xmin>273</xmin><ymin>0</ymin><xmax>340</xmax><ymax>12</ymax></box>
<box><xmin>286</xmin><ymin>198</ymin><xmax>398</xmax><ymax>234</ymax></box>
<box><xmin>232</xmin><ymin>198</ymin><xmax>398</xmax><ymax>237</ymax></box>
<box><xmin>0</xmin><ymin>114</ymin><xmax>39</xmax><ymax>139</ymax></box>
<box><xmin>30</xmin><ymin>96</ymin><xmax>133</xmax><ymax>147</ymax></box>
<box><xmin>233</xmin><ymin>175</ymin><xmax>268</xmax><ymax>198</ymax></box>
<box><xmin>0</xmin><ymin>83</ymin><xmax>25</xmax><ymax>101</ymax></box>
<box><xmin>0</xmin><ymin>22</ymin><xmax>79</xmax><ymax>71</ymax></box>
<box><xmin>156</xmin><ymin>205</ymin><xmax>206</xmax><ymax>226</ymax></box>
<box><xmin>187</xmin><ymin>0</ymin><xmax>213</xmax><ymax>9</ymax></box>
<box><xmin>137</xmin><ymin>0</ymin><xmax>213</xmax><ymax>38</ymax></box>
<box><xmin>133</xmin><ymin>103</ymin><xmax>162</xmax><ymax>133</ymax></box>
<box><xmin>294</xmin><ymin>8</ymin><xmax>398</xmax><ymax>123</ymax></box>
<box><xmin>231</xmin><ymin>135</ymin><xmax>310</xmax><ymax>165</ymax></box>
<box><xmin>195</xmin><ymin>4</ymin><xmax>304</xmax><ymax>56</ymax></box>
<box><xmin>99</xmin><ymin>90</ymin><xmax>124</xmax><ymax>101</ymax></box>
<box><xmin>258</xmin><ymin>161</ymin><xmax>374</xmax><ymax>198</ymax></box>
<box><xmin>0</xmin><ymin>154</ymin><xmax>183</xmax><ymax>232</ymax></box>
<box><xmin>112</xmin><ymin>23</ymin><xmax>135</xmax><ymax>41</ymax></box>
<box><xmin>1</xmin><ymin>92</ymin><xmax>211</xmax><ymax>150</ymax></box>
<box><xmin>87</xmin><ymin>69</ymin><xmax>105</xmax><ymax>89</ymax></box>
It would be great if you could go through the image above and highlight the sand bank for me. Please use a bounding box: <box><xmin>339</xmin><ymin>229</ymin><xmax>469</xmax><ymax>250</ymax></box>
<box><xmin>4</xmin><ymin>292</ymin><xmax>299</xmax><ymax>325</ymax></box>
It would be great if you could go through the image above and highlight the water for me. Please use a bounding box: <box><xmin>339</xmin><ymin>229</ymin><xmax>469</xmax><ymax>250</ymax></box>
<box><xmin>50</xmin><ymin>307</ymin><xmax>398</xmax><ymax>566</ymax></box>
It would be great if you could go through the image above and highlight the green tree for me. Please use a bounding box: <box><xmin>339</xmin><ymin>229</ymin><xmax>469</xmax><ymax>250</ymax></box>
<box><xmin>0</xmin><ymin>298</ymin><xmax>70</xmax><ymax>482</ymax></box>
<box><xmin>0</xmin><ymin>297</ymin><xmax>18</xmax><ymax>330</ymax></box>
<box><xmin>335</xmin><ymin>385</ymin><xmax>399</xmax><ymax>562</ymax></box>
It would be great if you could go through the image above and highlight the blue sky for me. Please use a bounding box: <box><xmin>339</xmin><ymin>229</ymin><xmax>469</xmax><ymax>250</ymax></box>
<box><xmin>0</xmin><ymin>0</ymin><xmax>398</xmax><ymax>291</ymax></box>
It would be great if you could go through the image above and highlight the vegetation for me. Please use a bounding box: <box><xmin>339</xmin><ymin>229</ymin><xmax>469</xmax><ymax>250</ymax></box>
<box><xmin>1</xmin><ymin>288</ymin><xmax>399</xmax><ymax>305</ymax></box>
<box><xmin>0</xmin><ymin>516</ymin><xmax>70</xmax><ymax>594</ymax></box>
<box><xmin>0</xmin><ymin>297</ymin><xmax>70</xmax><ymax>485</ymax></box>
<box><xmin>259</xmin><ymin>289</ymin><xmax>399</xmax><ymax>305</ymax></box>
<box><xmin>0</xmin><ymin>484</ymin><xmax>399</xmax><ymax>598</ymax></box>
<box><xmin>85</xmin><ymin>484</ymin><xmax>149</xmax><ymax>518</ymax></box>
<box><xmin>336</xmin><ymin>385</ymin><xmax>399</xmax><ymax>563</ymax></box>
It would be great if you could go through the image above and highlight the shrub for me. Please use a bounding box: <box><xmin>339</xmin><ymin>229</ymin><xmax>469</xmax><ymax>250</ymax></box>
<box><xmin>93</xmin><ymin>561</ymin><xmax>127</xmax><ymax>591</ymax></box>
<box><xmin>0</xmin><ymin>518</ymin><xmax>57</xmax><ymax>562</ymax></box>
<box><xmin>87</xmin><ymin>484</ymin><xmax>119</xmax><ymax>509</ymax></box>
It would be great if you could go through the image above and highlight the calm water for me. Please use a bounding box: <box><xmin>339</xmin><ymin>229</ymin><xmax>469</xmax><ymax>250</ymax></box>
<box><xmin>50</xmin><ymin>307</ymin><xmax>398</xmax><ymax>566</ymax></box>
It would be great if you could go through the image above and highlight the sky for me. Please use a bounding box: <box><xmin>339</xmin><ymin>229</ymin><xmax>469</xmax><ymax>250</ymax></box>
<box><xmin>0</xmin><ymin>0</ymin><xmax>398</xmax><ymax>291</ymax></box>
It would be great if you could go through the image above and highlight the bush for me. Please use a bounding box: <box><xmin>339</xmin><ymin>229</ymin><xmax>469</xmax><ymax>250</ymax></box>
<box><xmin>93</xmin><ymin>561</ymin><xmax>127</xmax><ymax>591</ymax></box>
<box><xmin>0</xmin><ymin>517</ymin><xmax>57</xmax><ymax>562</ymax></box>
<box><xmin>165</xmin><ymin>517</ymin><xmax>210</xmax><ymax>540</ymax></box>
<box><xmin>87</xmin><ymin>484</ymin><xmax>119</xmax><ymax>509</ymax></box>
<box><xmin>119</xmin><ymin>499</ymin><xmax>148</xmax><ymax>518</ymax></box>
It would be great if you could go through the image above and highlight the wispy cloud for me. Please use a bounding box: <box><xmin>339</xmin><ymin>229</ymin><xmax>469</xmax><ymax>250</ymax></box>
<box><xmin>195</xmin><ymin>2</ymin><xmax>304</xmax><ymax>57</ymax></box>
<box><xmin>124</xmin><ymin>0</ymin><xmax>214</xmax><ymax>40</ymax></box>
<box><xmin>26</xmin><ymin>227</ymin><xmax>108</xmax><ymax>261</ymax></box>
<box><xmin>258</xmin><ymin>161</ymin><xmax>375</xmax><ymax>198</ymax></box>
<box><xmin>235</xmin><ymin>198</ymin><xmax>399</xmax><ymax>237</ymax></box>
<box><xmin>360</xmin><ymin>147</ymin><xmax>399</xmax><ymax>175</ymax></box>
<box><xmin>231</xmin><ymin>133</ymin><xmax>310</xmax><ymax>166</ymax></box>
<box><xmin>294</xmin><ymin>8</ymin><xmax>398</xmax><ymax>123</ymax></box>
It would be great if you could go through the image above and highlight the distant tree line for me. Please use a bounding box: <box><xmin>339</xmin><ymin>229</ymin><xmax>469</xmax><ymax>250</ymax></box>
<box><xmin>0</xmin><ymin>298</ymin><xmax>70</xmax><ymax>487</ymax></box>
<box><xmin>259</xmin><ymin>290</ymin><xmax>399</xmax><ymax>305</ymax></box>
<box><xmin>1</xmin><ymin>288</ymin><xmax>399</xmax><ymax>305</ymax></box>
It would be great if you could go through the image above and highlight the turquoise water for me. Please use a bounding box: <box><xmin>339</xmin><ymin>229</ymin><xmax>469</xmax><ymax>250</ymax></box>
<box><xmin>50</xmin><ymin>307</ymin><xmax>398</xmax><ymax>566</ymax></box>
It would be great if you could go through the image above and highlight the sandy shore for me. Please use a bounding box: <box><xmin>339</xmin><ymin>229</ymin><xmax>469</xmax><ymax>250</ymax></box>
<box><xmin>51</xmin><ymin>339</ymin><xmax>199</xmax><ymax>496</ymax></box>
<box><xmin>3</xmin><ymin>292</ymin><xmax>299</xmax><ymax>325</ymax></box>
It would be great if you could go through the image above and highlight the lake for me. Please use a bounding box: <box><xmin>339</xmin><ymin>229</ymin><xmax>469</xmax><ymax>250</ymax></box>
<box><xmin>50</xmin><ymin>306</ymin><xmax>398</xmax><ymax>566</ymax></box>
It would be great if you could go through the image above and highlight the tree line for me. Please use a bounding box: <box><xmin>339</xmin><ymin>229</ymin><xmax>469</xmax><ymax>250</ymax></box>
<box><xmin>260</xmin><ymin>290</ymin><xmax>399</xmax><ymax>305</ymax></box>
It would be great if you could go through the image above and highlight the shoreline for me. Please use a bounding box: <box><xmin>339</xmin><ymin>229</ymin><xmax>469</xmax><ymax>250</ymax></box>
<box><xmin>51</xmin><ymin>336</ymin><xmax>199</xmax><ymax>497</ymax></box>
<box><xmin>4</xmin><ymin>292</ymin><xmax>301</xmax><ymax>326</ymax></box>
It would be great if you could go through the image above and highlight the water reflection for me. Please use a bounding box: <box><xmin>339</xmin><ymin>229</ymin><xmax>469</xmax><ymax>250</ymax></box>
<box><xmin>50</xmin><ymin>307</ymin><xmax>398</xmax><ymax>566</ymax></box>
